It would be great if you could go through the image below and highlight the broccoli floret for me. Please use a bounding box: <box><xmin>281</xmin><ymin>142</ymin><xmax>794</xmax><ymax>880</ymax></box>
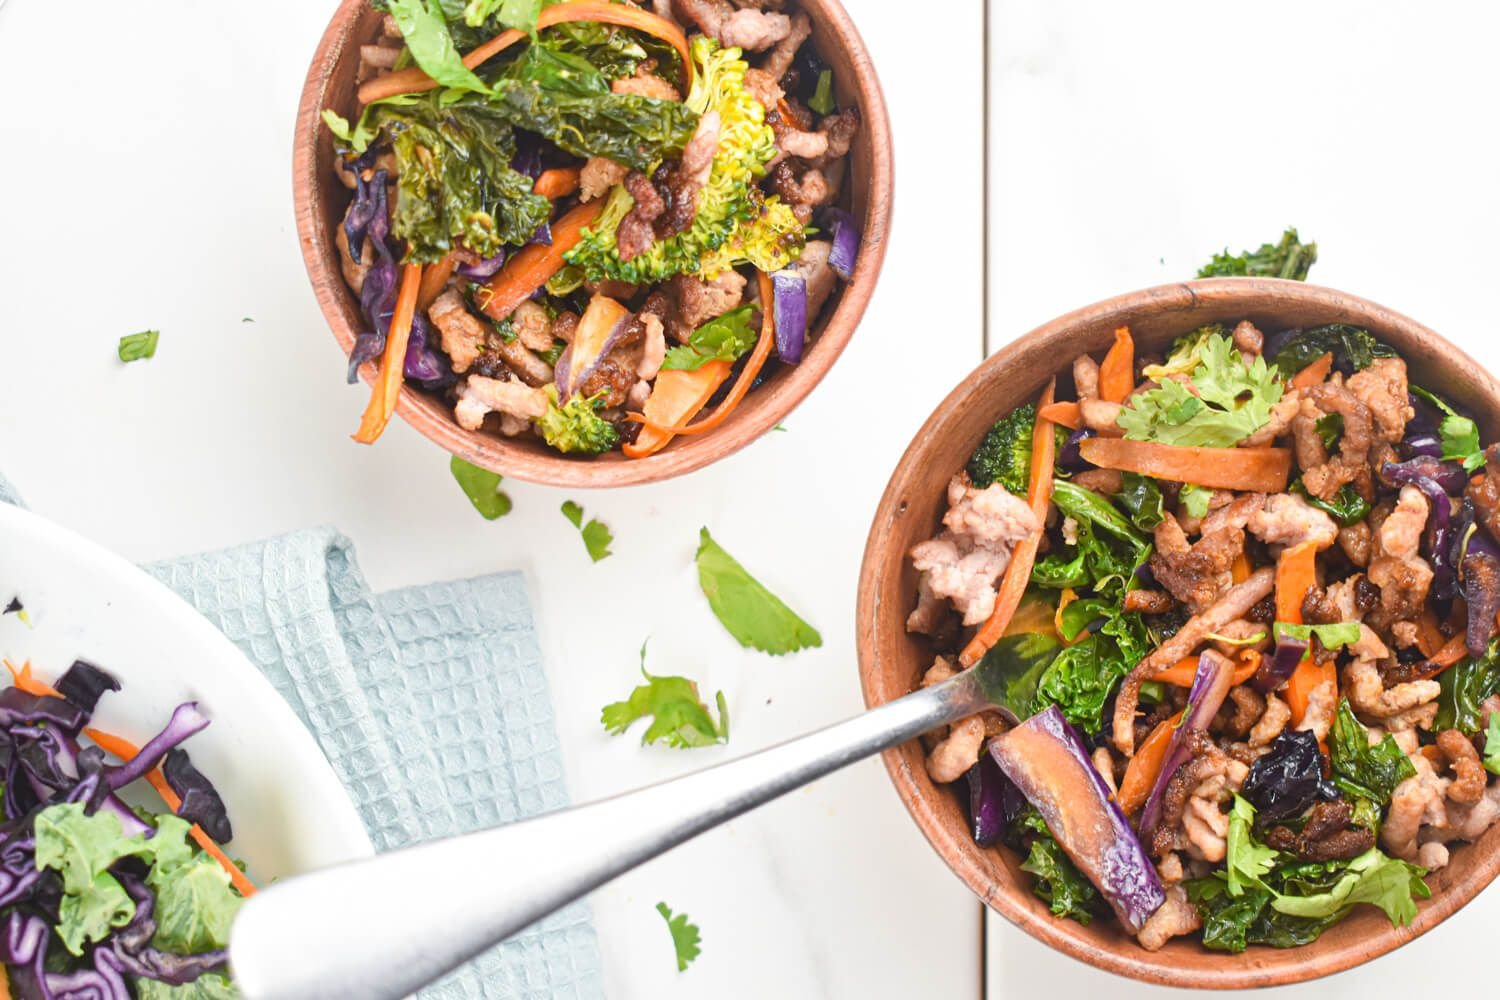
<box><xmin>1197</xmin><ymin>227</ymin><xmax>1317</xmax><ymax>281</ymax></box>
<box><xmin>565</xmin><ymin>36</ymin><xmax>806</xmax><ymax>283</ymax></box>
<box><xmin>537</xmin><ymin>386</ymin><xmax>620</xmax><ymax>455</ymax></box>
<box><xmin>967</xmin><ymin>403</ymin><xmax>1036</xmax><ymax>493</ymax></box>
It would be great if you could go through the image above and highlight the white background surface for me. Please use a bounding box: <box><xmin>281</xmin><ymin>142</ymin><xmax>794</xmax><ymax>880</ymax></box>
<box><xmin>4</xmin><ymin>0</ymin><xmax>1499</xmax><ymax>996</ymax></box>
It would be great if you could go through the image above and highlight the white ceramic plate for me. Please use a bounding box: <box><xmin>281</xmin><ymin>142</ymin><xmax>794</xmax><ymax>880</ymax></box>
<box><xmin>0</xmin><ymin>503</ymin><xmax>372</xmax><ymax>879</ymax></box>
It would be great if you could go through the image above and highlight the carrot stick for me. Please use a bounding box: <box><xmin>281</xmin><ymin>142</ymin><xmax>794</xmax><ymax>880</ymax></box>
<box><xmin>1286</xmin><ymin>658</ymin><xmax>1336</xmax><ymax>729</ymax></box>
<box><xmin>358</xmin><ymin>0</ymin><xmax>694</xmax><ymax>105</ymax></box>
<box><xmin>353</xmin><ymin>262</ymin><xmax>422</xmax><ymax>444</ymax></box>
<box><xmin>3</xmin><ymin>661</ymin><xmax>256</xmax><ymax>897</ymax></box>
<box><xmin>1276</xmin><ymin>542</ymin><xmax>1318</xmax><ymax>624</ymax></box>
<box><xmin>476</xmin><ymin>201</ymin><xmax>602</xmax><ymax>323</ymax></box>
<box><xmin>0</xmin><ymin>961</ymin><xmax>10</xmax><ymax>1000</ymax></box>
<box><xmin>1290</xmin><ymin>351</ymin><xmax>1334</xmax><ymax>390</ymax></box>
<box><xmin>1053</xmin><ymin>588</ymin><xmax>1079</xmax><ymax>642</ymax></box>
<box><xmin>1038</xmin><ymin>401</ymin><xmax>1081</xmax><ymax>430</ymax></box>
<box><xmin>416</xmin><ymin>253</ymin><xmax>456</xmax><ymax>311</ymax></box>
<box><xmin>1231</xmin><ymin>551</ymin><xmax>1252</xmax><ymax>584</ymax></box>
<box><xmin>533</xmin><ymin>167</ymin><xmax>582</xmax><ymax>200</ymax></box>
<box><xmin>621</xmin><ymin>363</ymin><xmax>733</xmax><ymax>458</ymax></box>
<box><xmin>1413</xmin><ymin>610</ymin><xmax>1446</xmax><ymax>659</ymax></box>
<box><xmin>960</xmin><ymin>379</ymin><xmax>1059</xmax><ymax>667</ymax></box>
<box><xmin>627</xmin><ymin>271</ymin><xmax>777</xmax><ymax>438</ymax></box>
<box><xmin>1099</xmin><ymin>326</ymin><xmax>1135</xmax><ymax>403</ymax></box>
<box><xmin>1118</xmin><ymin>710</ymin><xmax>1185</xmax><ymax>814</ymax></box>
<box><xmin>1151</xmin><ymin>653</ymin><xmax>1259</xmax><ymax>688</ymax></box>
<box><xmin>1427</xmin><ymin>632</ymin><xmax>1470</xmax><ymax>671</ymax></box>
<box><xmin>1077</xmin><ymin>437</ymin><xmax>1293</xmax><ymax>493</ymax></box>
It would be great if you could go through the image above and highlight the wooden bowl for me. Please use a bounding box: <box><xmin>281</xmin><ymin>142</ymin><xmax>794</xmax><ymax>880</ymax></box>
<box><xmin>856</xmin><ymin>278</ymin><xmax>1500</xmax><ymax>989</ymax></box>
<box><xmin>293</xmin><ymin>0</ymin><xmax>892</xmax><ymax>488</ymax></box>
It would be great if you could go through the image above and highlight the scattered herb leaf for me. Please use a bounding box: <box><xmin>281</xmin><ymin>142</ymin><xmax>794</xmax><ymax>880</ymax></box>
<box><xmin>695</xmin><ymin>528</ymin><xmax>821</xmax><ymax>655</ymax></box>
<box><xmin>656</xmin><ymin>902</ymin><xmax>701</xmax><ymax>972</ymax></box>
<box><xmin>601</xmin><ymin>642</ymin><xmax>729</xmax><ymax>748</ymax></box>
<box><xmin>1273</xmin><ymin>621</ymin><xmax>1361</xmax><ymax>650</ymax></box>
<box><xmin>1411</xmin><ymin>386</ymin><xmax>1485</xmax><ymax>472</ymax></box>
<box><xmin>1117</xmin><ymin>333</ymin><xmax>1283</xmax><ymax>448</ymax></box>
<box><xmin>660</xmin><ymin>306</ymin><xmax>758</xmax><ymax>372</ymax></box>
<box><xmin>118</xmin><ymin>330</ymin><xmax>160</xmax><ymax>363</ymax></box>
<box><xmin>561</xmin><ymin>500</ymin><xmax>613</xmax><ymax>561</ymax></box>
<box><xmin>450</xmin><ymin>456</ymin><xmax>513</xmax><ymax>520</ymax></box>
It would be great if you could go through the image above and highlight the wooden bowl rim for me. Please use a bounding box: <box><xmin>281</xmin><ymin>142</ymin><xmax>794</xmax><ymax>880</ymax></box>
<box><xmin>855</xmin><ymin>277</ymin><xmax>1500</xmax><ymax>989</ymax></box>
<box><xmin>292</xmin><ymin>0</ymin><xmax>893</xmax><ymax>488</ymax></box>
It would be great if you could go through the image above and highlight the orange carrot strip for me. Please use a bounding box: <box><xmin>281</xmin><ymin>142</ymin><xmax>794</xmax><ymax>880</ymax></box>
<box><xmin>627</xmin><ymin>271</ymin><xmax>777</xmax><ymax>438</ymax></box>
<box><xmin>1152</xmin><ymin>654</ymin><xmax>1259</xmax><ymax>688</ymax></box>
<box><xmin>3</xmin><ymin>661</ymin><xmax>256</xmax><ymax>896</ymax></box>
<box><xmin>1098</xmin><ymin>326</ymin><xmax>1135</xmax><ymax>403</ymax></box>
<box><xmin>1232</xmin><ymin>551</ymin><xmax>1252</xmax><ymax>585</ymax></box>
<box><xmin>1413</xmin><ymin>611</ymin><xmax>1447</xmax><ymax>659</ymax></box>
<box><xmin>353</xmin><ymin>262</ymin><xmax>423</xmax><ymax>444</ymax></box>
<box><xmin>1118</xmin><ymin>710</ymin><xmax>1185</xmax><ymax>813</ymax></box>
<box><xmin>1290</xmin><ymin>352</ymin><xmax>1335</xmax><ymax>390</ymax></box>
<box><xmin>533</xmin><ymin>167</ymin><xmax>582</xmax><ymax>200</ymax></box>
<box><xmin>776</xmin><ymin>97</ymin><xmax>811</xmax><ymax>131</ymax></box>
<box><xmin>1053</xmin><ymin>589</ymin><xmax>1079</xmax><ymax>643</ymax></box>
<box><xmin>960</xmin><ymin>379</ymin><xmax>1059</xmax><ymax>667</ymax></box>
<box><xmin>1038</xmin><ymin>401</ymin><xmax>1081</xmax><ymax>430</ymax></box>
<box><xmin>621</xmin><ymin>363</ymin><xmax>733</xmax><ymax>458</ymax></box>
<box><xmin>1276</xmin><ymin>542</ymin><xmax>1318</xmax><ymax>624</ymax></box>
<box><xmin>358</xmin><ymin>0</ymin><xmax>693</xmax><ymax>104</ymax></box>
<box><xmin>476</xmin><ymin>201</ymin><xmax>602</xmax><ymax>323</ymax></box>
<box><xmin>416</xmin><ymin>254</ymin><xmax>456</xmax><ymax>311</ymax></box>
<box><xmin>1426</xmin><ymin>632</ymin><xmax>1470</xmax><ymax>672</ymax></box>
<box><xmin>1286</xmin><ymin>658</ymin><xmax>1336</xmax><ymax>729</ymax></box>
<box><xmin>1078</xmin><ymin>437</ymin><xmax>1292</xmax><ymax>493</ymax></box>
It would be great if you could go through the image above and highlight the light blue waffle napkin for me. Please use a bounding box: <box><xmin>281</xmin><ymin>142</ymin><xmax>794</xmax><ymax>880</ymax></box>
<box><xmin>3</xmin><ymin>478</ymin><xmax>603</xmax><ymax>999</ymax></box>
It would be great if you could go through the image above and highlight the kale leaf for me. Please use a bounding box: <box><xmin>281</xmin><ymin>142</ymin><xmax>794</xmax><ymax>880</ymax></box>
<box><xmin>1291</xmin><ymin>480</ymin><xmax>1371</xmax><ymax>526</ymax></box>
<box><xmin>1197</xmin><ymin>227</ymin><xmax>1318</xmax><ymax>281</ymax></box>
<box><xmin>1436</xmin><ymin>642</ymin><xmax>1500</xmax><ymax>733</ymax></box>
<box><xmin>967</xmin><ymin>404</ymin><xmax>1036</xmax><ymax>493</ymax></box>
<box><xmin>488</xmin><ymin>77</ymin><xmax>698</xmax><ymax>171</ymax></box>
<box><xmin>1328</xmin><ymin>699</ymin><xmax>1417</xmax><ymax>805</ymax></box>
<box><xmin>1010</xmin><ymin>806</ymin><xmax>1099</xmax><ymax>925</ymax></box>
<box><xmin>972</xmin><ymin>632</ymin><xmax>1063</xmax><ymax>723</ymax></box>
<box><xmin>1033</xmin><ymin>609</ymin><xmax>1149</xmax><ymax>732</ymax></box>
<box><xmin>1032</xmin><ymin>481</ymin><xmax>1151</xmax><ymax>597</ymax></box>
<box><xmin>1268</xmin><ymin>324</ymin><xmax>1396</xmax><ymax>379</ymax></box>
<box><xmin>1118</xmin><ymin>472</ymin><xmax>1165</xmax><ymax>531</ymax></box>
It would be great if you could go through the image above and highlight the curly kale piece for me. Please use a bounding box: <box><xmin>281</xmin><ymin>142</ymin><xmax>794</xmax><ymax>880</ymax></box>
<box><xmin>1198</xmin><ymin>227</ymin><xmax>1318</xmax><ymax>281</ymax></box>
<box><xmin>1268</xmin><ymin>323</ymin><xmax>1396</xmax><ymax>379</ymax></box>
<box><xmin>565</xmin><ymin>36</ymin><xmax>805</xmax><ymax>284</ymax></box>
<box><xmin>1008</xmin><ymin>806</ymin><xmax>1099</xmax><ymax>925</ymax></box>
<box><xmin>537</xmin><ymin>387</ymin><xmax>620</xmax><ymax>455</ymax></box>
<box><xmin>966</xmin><ymin>404</ymin><xmax>1035</xmax><ymax>492</ymax></box>
<box><xmin>487</xmin><ymin>76</ymin><xmax>699</xmax><ymax>171</ymax></box>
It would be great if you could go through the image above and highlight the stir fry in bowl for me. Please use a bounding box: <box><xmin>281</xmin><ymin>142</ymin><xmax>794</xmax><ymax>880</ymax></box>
<box><xmin>323</xmin><ymin>0</ymin><xmax>861</xmax><ymax>455</ymax></box>
<box><xmin>906</xmin><ymin>320</ymin><xmax>1500</xmax><ymax>953</ymax></box>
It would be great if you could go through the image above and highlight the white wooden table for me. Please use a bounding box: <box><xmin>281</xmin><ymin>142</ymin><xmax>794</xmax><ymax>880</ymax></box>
<box><xmin>2</xmin><ymin>0</ymin><xmax>1496</xmax><ymax>995</ymax></box>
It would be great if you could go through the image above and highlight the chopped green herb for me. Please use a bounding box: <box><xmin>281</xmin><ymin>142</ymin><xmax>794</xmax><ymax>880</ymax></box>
<box><xmin>1118</xmin><ymin>473</ymin><xmax>1165</xmax><ymax>531</ymax></box>
<box><xmin>1273</xmin><ymin>621</ymin><xmax>1361</xmax><ymax>650</ymax></box>
<box><xmin>656</xmin><ymin>902</ymin><xmax>702</xmax><ymax>972</ymax></box>
<box><xmin>808</xmin><ymin>69</ymin><xmax>835</xmax><ymax>115</ymax></box>
<box><xmin>660</xmin><ymin>306</ymin><xmax>758</xmax><ymax>372</ymax></box>
<box><xmin>1485</xmin><ymin>715</ymin><xmax>1500</xmax><ymax>777</ymax></box>
<box><xmin>601</xmin><ymin>642</ymin><xmax>729</xmax><ymax>748</ymax></box>
<box><xmin>1412</xmin><ymin>386</ymin><xmax>1485</xmax><ymax>472</ymax></box>
<box><xmin>118</xmin><ymin>330</ymin><xmax>160</xmax><ymax>363</ymax></box>
<box><xmin>1224</xmin><ymin>795</ymin><xmax>1278</xmax><ymax>896</ymax></box>
<box><xmin>772</xmin><ymin>423</ymin><xmax>788</xmax><ymax>432</ymax></box>
<box><xmin>1117</xmin><ymin>333</ymin><xmax>1283</xmax><ymax>448</ymax></box>
<box><xmin>1291</xmin><ymin>480</ymin><xmax>1371</xmax><ymax>527</ymax></box>
<box><xmin>1197</xmin><ymin>227</ymin><xmax>1317</xmax><ymax>281</ymax></box>
<box><xmin>1179</xmin><ymin>483</ymin><xmax>1213</xmax><ymax>519</ymax></box>
<box><xmin>695</xmin><ymin>528</ymin><xmax>821</xmax><ymax>655</ymax></box>
<box><xmin>561</xmin><ymin>500</ymin><xmax>613</xmax><ymax>561</ymax></box>
<box><xmin>240</xmin><ymin>317</ymin><xmax>255</xmax><ymax>324</ymax></box>
<box><xmin>450</xmin><ymin>456</ymin><xmax>513</xmax><ymax>520</ymax></box>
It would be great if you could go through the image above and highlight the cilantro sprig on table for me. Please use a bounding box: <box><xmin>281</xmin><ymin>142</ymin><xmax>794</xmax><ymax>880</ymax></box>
<box><xmin>450</xmin><ymin>456</ymin><xmax>513</xmax><ymax>520</ymax></box>
<box><xmin>695</xmin><ymin>528</ymin><xmax>821</xmax><ymax>655</ymax></box>
<box><xmin>656</xmin><ymin>902</ymin><xmax>701</xmax><ymax>972</ymax></box>
<box><xmin>601</xmin><ymin>643</ymin><xmax>729</xmax><ymax>749</ymax></box>
<box><xmin>562</xmin><ymin>501</ymin><xmax>613</xmax><ymax>562</ymax></box>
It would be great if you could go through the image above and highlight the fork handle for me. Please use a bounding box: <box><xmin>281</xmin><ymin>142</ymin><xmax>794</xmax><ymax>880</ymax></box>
<box><xmin>230</xmin><ymin>671</ymin><xmax>984</xmax><ymax>1000</ymax></box>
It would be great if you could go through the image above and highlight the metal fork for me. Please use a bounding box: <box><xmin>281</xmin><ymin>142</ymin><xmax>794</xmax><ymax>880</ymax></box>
<box><xmin>229</xmin><ymin>641</ymin><xmax>1044</xmax><ymax>999</ymax></box>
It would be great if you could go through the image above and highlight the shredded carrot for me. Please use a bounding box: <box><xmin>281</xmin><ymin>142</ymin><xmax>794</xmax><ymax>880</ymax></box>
<box><xmin>533</xmin><ymin>167</ymin><xmax>581</xmax><ymax>200</ymax></box>
<box><xmin>357</xmin><ymin>0</ymin><xmax>694</xmax><ymax>104</ymax></box>
<box><xmin>960</xmin><ymin>379</ymin><xmax>1059</xmax><ymax>667</ymax></box>
<box><xmin>1290</xmin><ymin>351</ymin><xmax>1335</xmax><ymax>390</ymax></box>
<box><xmin>0</xmin><ymin>961</ymin><xmax>10</xmax><ymax>1000</ymax></box>
<box><xmin>1118</xmin><ymin>709</ymin><xmax>1185</xmax><ymax>814</ymax></box>
<box><xmin>1413</xmin><ymin>611</ymin><xmax>1447</xmax><ymax>659</ymax></box>
<box><xmin>1286</xmin><ymin>658</ymin><xmax>1336</xmax><ymax>729</ymax></box>
<box><xmin>1276</xmin><ymin>542</ymin><xmax>1318</xmax><ymax>624</ymax></box>
<box><xmin>621</xmin><ymin>364</ymin><xmax>733</xmax><ymax>458</ymax></box>
<box><xmin>1098</xmin><ymin>326</ymin><xmax>1135</xmax><ymax>403</ymax></box>
<box><xmin>3</xmin><ymin>661</ymin><xmax>256</xmax><ymax>897</ymax></box>
<box><xmin>416</xmin><ymin>254</ymin><xmax>456</xmax><ymax>312</ymax></box>
<box><xmin>1053</xmin><ymin>589</ymin><xmax>1080</xmax><ymax>643</ymax></box>
<box><xmin>1038</xmin><ymin>401</ymin><xmax>1081</xmax><ymax>430</ymax></box>
<box><xmin>353</xmin><ymin>262</ymin><xmax>423</xmax><ymax>445</ymax></box>
<box><xmin>776</xmin><ymin>97</ymin><xmax>811</xmax><ymax>131</ymax></box>
<box><xmin>1231</xmin><ymin>552</ymin><xmax>1252</xmax><ymax>585</ymax></box>
<box><xmin>476</xmin><ymin>200</ymin><xmax>602</xmax><ymax>323</ymax></box>
<box><xmin>1078</xmin><ymin>437</ymin><xmax>1293</xmax><ymax>493</ymax></box>
<box><xmin>1152</xmin><ymin>653</ymin><xmax>1259</xmax><ymax>688</ymax></box>
<box><xmin>626</xmin><ymin>271</ymin><xmax>777</xmax><ymax>440</ymax></box>
<box><xmin>1426</xmin><ymin>632</ymin><xmax>1470</xmax><ymax>672</ymax></box>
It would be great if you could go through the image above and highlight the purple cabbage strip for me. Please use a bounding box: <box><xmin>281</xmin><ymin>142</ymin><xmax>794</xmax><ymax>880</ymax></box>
<box><xmin>822</xmin><ymin>206</ymin><xmax>860</xmax><ymax>281</ymax></box>
<box><xmin>1382</xmin><ymin>455</ymin><xmax>1468</xmax><ymax>496</ymax></box>
<box><xmin>528</xmin><ymin>220</ymin><xmax>554</xmax><ymax>247</ymax></box>
<box><xmin>0</xmin><ymin>911</ymin><xmax>49</xmax><ymax>996</ymax></box>
<box><xmin>455</xmin><ymin>250</ymin><xmax>507</xmax><ymax>281</ymax></box>
<box><xmin>1140</xmin><ymin>651</ymin><xmax>1234</xmax><ymax>838</ymax></box>
<box><xmin>965</xmin><ymin>746</ymin><xmax>1011</xmax><ymax>847</ymax></box>
<box><xmin>771</xmin><ymin>268</ymin><xmax>808</xmax><ymax>364</ymax></box>
<box><xmin>343</xmin><ymin>170</ymin><xmax>378</xmax><ymax>265</ymax></box>
<box><xmin>163</xmin><ymin>750</ymin><xmax>233</xmax><ymax>845</ymax></box>
<box><xmin>1381</xmin><ymin>460</ymin><xmax>1456</xmax><ymax>601</ymax></box>
<box><xmin>43</xmin><ymin>949</ymin><xmax>130</xmax><ymax>1000</ymax></box>
<box><xmin>104</xmin><ymin>702</ymin><xmax>209</xmax><ymax>793</ymax></box>
<box><xmin>404</xmin><ymin>313</ymin><xmax>454</xmax><ymax>389</ymax></box>
<box><xmin>110</xmin><ymin>874</ymin><xmax>229</xmax><ymax>986</ymax></box>
<box><xmin>1058</xmin><ymin>428</ymin><xmax>1096</xmax><ymax>473</ymax></box>
<box><xmin>55</xmin><ymin>661</ymin><xmax>120</xmax><ymax>716</ymax></box>
<box><xmin>1254</xmin><ymin>634</ymin><xmax>1309</xmax><ymax>694</ymax></box>
<box><xmin>0</xmin><ymin>688</ymin><xmax>86</xmax><ymax>734</ymax></box>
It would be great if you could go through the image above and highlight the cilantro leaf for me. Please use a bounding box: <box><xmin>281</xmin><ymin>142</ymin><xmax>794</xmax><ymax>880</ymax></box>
<box><xmin>1412</xmin><ymin>386</ymin><xmax>1486</xmax><ymax>472</ymax></box>
<box><xmin>1273</xmin><ymin>621</ymin><xmax>1361</xmax><ymax>650</ymax></box>
<box><xmin>118</xmin><ymin>330</ymin><xmax>160</xmax><ymax>363</ymax></box>
<box><xmin>1224</xmin><ymin>795</ymin><xmax>1279</xmax><ymax>896</ymax></box>
<box><xmin>561</xmin><ymin>501</ymin><xmax>613</xmax><ymax>561</ymax></box>
<box><xmin>1118</xmin><ymin>333</ymin><xmax>1283</xmax><ymax>447</ymax></box>
<box><xmin>695</xmin><ymin>528</ymin><xmax>821</xmax><ymax>654</ymax></box>
<box><xmin>384</xmin><ymin>0</ymin><xmax>490</xmax><ymax>93</ymax></box>
<box><xmin>1328</xmin><ymin>699</ymin><xmax>1417</xmax><ymax>804</ymax></box>
<box><xmin>656</xmin><ymin>902</ymin><xmax>701</xmax><ymax>972</ymax></box>
<box><xmin>660</xmin><ymin>306</ymin><xmax>758</xmax><ymax>372</ymax></box>
<box><xmin>1484</xmin><ymin>714</ymin><xmax>1500</xmax><ymax>776</ymax></box>
<box><xmin>1179</xmin><ymin>483</ymin><xmax>1213</xmax><ymax>519</ymax></box>
<box><xmin>450</xmin><ymin>456</ymin><xmax>512</xmax><ymax>520</ymax></box>
<box><xmin>601</xmin><ymin>643</ymin><xmax>729</xmax><ymax>748</ymax></box>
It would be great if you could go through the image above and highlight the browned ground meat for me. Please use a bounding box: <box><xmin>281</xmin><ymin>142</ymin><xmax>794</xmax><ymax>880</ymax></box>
<box><xmin>1150</xmin><ymin>514</ymin><xmax>1245</xmax><ymax>612</ymax></box>
<box><xmin>673</xmin><ymin>0</ymin><xmax>791</xmax><ymax>49</ymax></box>
<box><xmin>660</xmin><ymin>272</ymin><xmax>747</xmax><ymax>343</ymax></box>
<box><xmin>652</xmin><ymin>111</ymin><xmax>721</xmax><ymax>239</ymax></box>
<box><xmin>1263</xmin><ymin>800</ymin><xmax>1374</xmax><ymax>861</ymax></box>
<box><xmin>1345</xmin><ymin>358</ymin><xmax>1413</xmax><ymax>444</ymax></box>
<box><xmin>615</xmin><ymin>171</ymin><xmax>666</xmax><ymax>261</ymax></box>
<box><xmin>1295</xmin><ymin>382</ymin><xmax>1376</xmax><ymax>501</ymax></box>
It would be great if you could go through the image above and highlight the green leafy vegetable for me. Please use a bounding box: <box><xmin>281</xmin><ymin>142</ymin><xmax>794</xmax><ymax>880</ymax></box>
<box><xmin>135</xmin><ymin>975</ymin><xmax>239</xmax><ymax>1000</ymax></box>
<box><xmin>1291</xmin><ymin>480</ymin><xmax>1371</xmax><ymax>526</ymax></box>
<box><xmin>967</xmin><ymin>404</ymin><xmax>1035</xmax><ymax>493</ymax></box>
<box><xmin>450</xmin><ymin>456</ymin><xmax>513</xmax><ymax>519</ymax></box>
<box><xmin>502</xmin><ymin>43</ymin><xmax>609</xmax><ymax>97</ymax></box>
<box><xmin>1273</xmin><ymin>621</ymin><xmax>1361</xmax><ymax>650</ymax></box>
<box><xmin>1329</xmin><ymin>699</ymin><xmax>1417</xmax><ymax>805</ymax></box>
<box><xmin>561</xmin><ymin>499</ymin><xmax>613</xmax><ymax>561</ymax></box>
<box><xmin>1412</xmin><ymin>386</ymin><xmax>1486</xmax><ymax>472</ymax></box>
<box><xmin>1187</xmin><ymin>878</ymin><xmax>1340</xmax><ymax>952</ymax></box>
<box><xmin>1484</xmin><ymin>715</ymin><xmax>1500</xmax><ymax>776</ymax></box>
<box><xmin>1268</xmin><ymin>848</ymin><xmax>1428</xmax><ymax>926</ymax></box>
<box><xmin>1315</xmin><ymin>413</ymin><xmax>1343</xmax><ymax>451</ymax></box>
<box><xmin>660</xmin><ymin>305</ymin><xmax>758</xmax><ymax>371</ymax></box>
<box><xmin>1178</xmin><ymin>483</ymin><xmax>1213</xmax><ymax>520</ymax></box>
<box><xmin>487</xmin><ymin>76</ymin><xmax>698</xmax><ymax>171</ymax></box>
<box><xmin>1197</xmin><ymin>227</ymin><xmax>1317</xmax><ymax>281</ymax></box>
<box><xmin>656</xmin><ymin>902</ymin><xmax>702</xmax><ymax>971</ymax></box>
<box><xmin>542</xmin><ymin>21</ymin><xmax>662</xmax><ymax>81</ymax></box>
<box><xmin>808</xmin><ymin>69</ymin><xmax>835</xmax><ymax>115</ymax></box>
<box><xmin>1269</xmin><ymin>324</ymin><xmax>1395</xmax><ymax>379</ymax></box>
<box><xmin>538</xmin><ymin>386</ymin><xmax>621</xmax><ymax>455</ymax></box>
<box><xmin>463</xmin><ymin>0</ymin><xmax>543</xmax><ymax>34</ymax></box>
<box><xmin>602</xmin><ymin>642</ymin><xmax>728</xmax><ymax>748</ymax></box>
<box><xmin>384</xmin><ymin>0</ymin><xmax>490</xmax><ymax>93</ymax></box>
<box><xmin>1141</xmin><ymin>325</ymin><xmax>1222</xmax><ymax>381</ymax></box>
<box><xmin>1009</xmin><ymin>806</ymin><xmax>1098</xmax><ymax>924</ymax></box>
<box><xmin>1034</xmin><ymin>610</ymin><xmax>1149</xmax><ymax>732</ymax></box>
<box><xmin>149</xmin><ymin>849</ymin><xmax>242</xmax><ymax>956</ymax></box>
<box><xmin>1224</xmin><ymin>795</ymin><xmax>1278</xmax><ymax>896</ymax></box>
<box><xmin>1436</xmin><ymin>643</ymin><xmax>1500</xmax><ymax>733</ymax></box>
<box><xmin>695</xmin><ymin>528</ymin><xmax>821</xmax><ymax>655</ymax></box>
<box><xmin>1032</xmin><ymin>481</ymin><xmax>1151</xmax><ymax>597</ymax></box>
<box><xmin>118</xmin><ymin>330</ymin><xmax>160</xmax><ymax>363</ymax></box>
<box><xmin>1117</xmin><ymin>332</ymin><xmax>1283</xmax><ymax>448</ymax></box>
<box><xmin>1118</xmin><ymin>473</ymin><xmax>1164</xmax><ymax>530</ymax></box>
<box><xmin>567</xmin><ymin>37</ymin><xmax>804</xmax><ymax>284</ymax></box>
<box><xmin>972</xmin><ymin>632</ymin><xmax>1063</xmax><ymax>721</ymax></box>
